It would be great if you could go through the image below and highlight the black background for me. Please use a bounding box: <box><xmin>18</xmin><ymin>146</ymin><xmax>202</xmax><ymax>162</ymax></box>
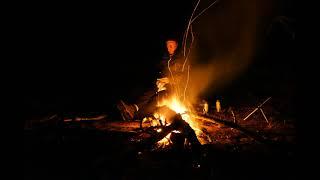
<box><xmin>22</xmin><ymin>0</ymin><xmax>296</xmax><ymax>118</ymax></box>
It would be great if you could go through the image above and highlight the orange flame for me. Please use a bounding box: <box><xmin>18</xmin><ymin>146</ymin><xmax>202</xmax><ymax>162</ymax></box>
<box><xmin>155</xmin><ymin>96</ymin><xmax>205</xmax><ymax>148</ymax></box>
<box><xmin>157</xmin><ymin>96</ymin><xmax>200</xmax><ymax>131</ymax></box>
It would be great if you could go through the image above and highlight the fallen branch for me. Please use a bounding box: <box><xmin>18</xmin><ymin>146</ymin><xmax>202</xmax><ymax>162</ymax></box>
<box><xmin>192</xmin><ymin>114</ymin><xmax>271</xmax><ymax>144</ymax></box>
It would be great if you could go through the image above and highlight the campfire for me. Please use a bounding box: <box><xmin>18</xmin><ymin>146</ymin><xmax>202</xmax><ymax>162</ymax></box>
<box><xmin>138</xmin><ymin>76</ymin><xmax>214</xmax><ymax>152</ymax></box>
<box><xmin>152</xmin><ymin>96</ymin><xmax>204</xmax><ymax>148</ymax></box>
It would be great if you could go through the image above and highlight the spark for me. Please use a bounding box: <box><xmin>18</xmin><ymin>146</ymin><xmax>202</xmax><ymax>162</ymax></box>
<box><xmin>183</xmin><ymin>0</ymin><xmax>201</xmax><ymax>58</ymax></box>
<box><xmin>190</xmin><ymin>0</ymin><xmax>220</xmax><ymax>24</ymax></box>
<box><xmin>183</xmin><ymin>65</ymin><xmax>190</xmax><ymax>103</ymax></box>
<box><xmin>172</xmin><ymin>130</ymin><xmax>181</xmax><ymax>133</ymax></box>
<box><xmin>182</xmin><ymin>25</ymin><xmax>194</xmax><ymax>72</ymax></box>
<box><xmin>167</xmin><ymin>57</ymin><xmax>179</xmax><ymax>95</ymax></box>
<box><xmin>182</xmin><ymin>0</ymin><xmax>220</xmax><ymax>72</ymax></box>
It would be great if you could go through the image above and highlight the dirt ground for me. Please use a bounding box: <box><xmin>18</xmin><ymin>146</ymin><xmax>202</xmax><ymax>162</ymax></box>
<box><xmin>24</xmin><ymin>103</ymin><xmax>297</xmax><ymax>180</ymax></box>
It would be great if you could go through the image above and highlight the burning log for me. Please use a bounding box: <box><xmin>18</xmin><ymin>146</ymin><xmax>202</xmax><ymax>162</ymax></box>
<box><xmin>170</xmin><ymin>114</ymin><xmax>201</xmax><ymax>148</ymax></box>
<box><xmin>138</xmin><ymin>113</ymin><xmax>201</xmax><ymax>151</ymax></box>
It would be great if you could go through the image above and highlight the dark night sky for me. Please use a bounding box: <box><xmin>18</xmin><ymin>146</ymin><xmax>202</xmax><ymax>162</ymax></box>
<box><xmin>23</xmin><ymin>0</ymin><xmax>296</xmax><ymax>116</ymax></box>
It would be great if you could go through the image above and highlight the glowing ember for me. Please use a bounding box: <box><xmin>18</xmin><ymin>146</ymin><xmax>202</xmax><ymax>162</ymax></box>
<box><xmin>153</xmin><ymin>113</ymin><xmax>166</xmax><ymax>126</ymax></box>
<box><xmin>156</xmin><ymin>133</ymin><xmax>172</xmax><ymax>148</ymax></box>
<box><xmin>172</xmin><ymin>130</ymin><xmax>181</xmax><ymax>133</ymax></box>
